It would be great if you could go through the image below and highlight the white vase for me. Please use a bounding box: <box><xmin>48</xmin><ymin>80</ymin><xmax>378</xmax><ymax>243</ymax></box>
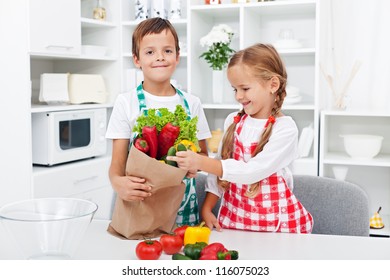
<box><xmin>212</xmin><ymin>70</ymin><xmax>224</xmax><ymax>103</ymax></box>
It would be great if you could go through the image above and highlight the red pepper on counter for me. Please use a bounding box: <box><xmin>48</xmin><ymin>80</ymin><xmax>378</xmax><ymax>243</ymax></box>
<box><xmin>134</xmin><ymin>137</ymin><xmax>150</xmax><ymax>154</ymax></box>
<box><xmin>157</xmin><ymin>122</ymin><xmax>180</xmax><ymax>159</ymax></box>
<box><xmin>142</xmin><ymin>126</ymin><xmax>158</xmax><ymax>159</ymax></box>
<box><xmin>199</xmin><ymin>242</ymin><xmax>232</xmax><ymax>260</ymax></box>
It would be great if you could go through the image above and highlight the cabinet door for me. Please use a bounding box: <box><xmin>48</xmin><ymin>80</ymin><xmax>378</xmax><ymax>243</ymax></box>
<box><xmin>29</xmin><ymin>0</ymin><xmax>81</xmax><ymax>55</ymax></box>
<box><xmin>70</xmin><ymin>186</ymin><xmax>115</xmax><ymax>220</ymax></box>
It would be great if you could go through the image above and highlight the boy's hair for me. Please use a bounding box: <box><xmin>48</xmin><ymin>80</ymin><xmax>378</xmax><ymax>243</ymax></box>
<box><xmin>218</xmin><ymin>44</ymin><xmax>288</xmax><ymax>197</ymax></box>
<box><xmin>132</xmin><ymin>17</ymin><xmax>180</xmax><ymax>58</ymax></box>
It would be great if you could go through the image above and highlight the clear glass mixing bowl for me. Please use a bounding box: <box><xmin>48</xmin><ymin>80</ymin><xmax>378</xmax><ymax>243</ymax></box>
<box><xmin>0</xmin><ymin>198</ymin><xmax>98</xmax><ymax>260</ymax></box>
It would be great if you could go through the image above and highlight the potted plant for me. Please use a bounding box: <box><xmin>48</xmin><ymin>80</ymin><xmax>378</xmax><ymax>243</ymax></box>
<box><xmin>199</xmin><ymin>24</ymin><xmax>234</xmax><ymax>103</ymax></box>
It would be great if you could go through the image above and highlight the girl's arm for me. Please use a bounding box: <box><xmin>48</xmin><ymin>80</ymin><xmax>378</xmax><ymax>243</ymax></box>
<box><xmin>170</xmin><ymin>151</ymin><xmax>223</xmax><ymax>177</ymax></box>
<box><xmin>169</xmin><ymin>118</ymin><xmax>298</xmax><ymax>185</ymax></box>
<box><xmin>109</xmin><ymin>139</ymin><xmax>152</xmax><ymax>201</ymax></box>
<box><xmin>201</xmin><ymin>192</ymin><xmax>222</xmax><ymax>231</ymax></box>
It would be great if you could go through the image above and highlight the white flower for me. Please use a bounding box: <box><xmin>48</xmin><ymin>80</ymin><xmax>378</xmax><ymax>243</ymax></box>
<box><xmin>200</xmin><ymin>24</ymin><xmax>234</xmax><ymax>48</ymax></box>
<box><xmin>199</xmin><ymin>24</ymin><xmax>235</xmax><ymax>71</ymax></box>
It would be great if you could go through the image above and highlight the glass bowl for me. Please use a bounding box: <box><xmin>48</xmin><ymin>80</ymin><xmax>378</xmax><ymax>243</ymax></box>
<box><xmin>0</xmin><ymin>198</ymin><xmax>98</xmax><ymax>260</ymax></box>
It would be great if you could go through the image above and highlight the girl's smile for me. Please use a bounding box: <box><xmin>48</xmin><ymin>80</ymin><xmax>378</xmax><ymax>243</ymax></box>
<box><xmin>227</xmin><ymin>64</ymin><xmax>276</xmax><ymax>119</ymax></box>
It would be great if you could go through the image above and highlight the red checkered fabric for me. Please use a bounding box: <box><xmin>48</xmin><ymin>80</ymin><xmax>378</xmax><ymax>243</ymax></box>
<box><xmin>218</xmin><ymin>114</ymin><xmax>313</xmax><ymax>233</ymax></box>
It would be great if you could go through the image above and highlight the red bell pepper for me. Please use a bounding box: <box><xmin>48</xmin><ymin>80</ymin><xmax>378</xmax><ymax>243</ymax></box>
<box><xmin>142</xmin><ymin>126</ymin><xmax>158</xmax><ymax>158</ymax></box>
<box><xmin>199</xmin><ymin>242</ymin><xmax>232</xmax><ymax>260</ymax></box>
<box><xmin>134</xmin><ymin>137</ymin><xmax>150</xmax><ymax>154</ymax></box>
<box><xmin>157</xmin><ymin>122</ymin><xmax>180</xmax><ymax>159</ymax></box>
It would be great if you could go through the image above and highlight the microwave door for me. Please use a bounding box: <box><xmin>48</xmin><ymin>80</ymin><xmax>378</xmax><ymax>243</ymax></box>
<box><xmin>59</xmin><ymin>119</ymin><xmax>91</xmax><ymax>150</ymax></box>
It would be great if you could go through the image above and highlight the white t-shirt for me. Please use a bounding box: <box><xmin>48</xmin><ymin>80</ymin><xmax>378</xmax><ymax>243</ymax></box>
<box><xmin>106</xmin><ymin>88</ymin><xmax>211</xmax><ymax>141</ymax></box>
<box><xmin>205</xmin><ymin>112</ymin><xmax>299</xmax><ymax>198</ymax></box>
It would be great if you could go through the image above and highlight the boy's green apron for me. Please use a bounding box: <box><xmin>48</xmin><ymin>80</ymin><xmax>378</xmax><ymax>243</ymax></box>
<box><xmin>135</xmin><ymin>83</ymin><xmax>199</xmax><ymax>226</ymax></box>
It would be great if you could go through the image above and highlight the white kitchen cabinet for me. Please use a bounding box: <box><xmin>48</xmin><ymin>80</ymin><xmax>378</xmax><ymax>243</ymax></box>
<box><xmin>33</xmin><ymin>156</ymin><xmax>114</xmax><ymax>219</ymax></box>
<box><xmin>319</xmin><ymin>111</ymin><xmax>390</xmax><ymax>237</ymax></box>
<box><xmin>188</xmin><ymin>0</ymin><xmax>320</xmax><ymax>175</ymax></box>
<box><xmin>29</xmin><ymin>0</ymin><xmax>81</xmax><ymax>56</ymax></box>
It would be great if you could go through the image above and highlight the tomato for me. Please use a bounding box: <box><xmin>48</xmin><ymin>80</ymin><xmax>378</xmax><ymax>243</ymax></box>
<box><xmin>159</xmin><ymin>233</ymin><xmax>183</xmax><ymax>255</ymax></box>
<box><xmin>173</xmin><ymin>225</ymin><xmax>189</xmax><ymax>243</ymax></box>
<box><xmin>135</xmin><ymin>240</ymin><xmax>163</xmax><ymax>260</ymax></box>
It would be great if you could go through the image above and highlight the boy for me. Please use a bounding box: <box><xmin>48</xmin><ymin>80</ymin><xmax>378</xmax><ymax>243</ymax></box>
<box><xmin>106</xmin><ymin>18</ymin><xmax>211</xmax><ymax>226</ymax></box>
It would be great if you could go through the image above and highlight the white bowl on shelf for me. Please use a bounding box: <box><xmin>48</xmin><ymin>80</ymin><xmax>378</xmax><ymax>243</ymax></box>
<box><xmin>340</xmin><ymin>134</ymin><xmax>384</xmax><ymax>160</ymax></box>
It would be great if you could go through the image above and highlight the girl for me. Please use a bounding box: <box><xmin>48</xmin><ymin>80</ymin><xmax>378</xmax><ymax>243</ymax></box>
<box><xmin>168</xmin><ymin>43</ymin><xmax>313</xmax><ymax>233</ymax></box>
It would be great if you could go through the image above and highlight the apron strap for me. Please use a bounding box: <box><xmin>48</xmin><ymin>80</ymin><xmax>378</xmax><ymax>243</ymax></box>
<box><xmin>136</xmin><ymin>82</ymin><xmax>191</xmax><ymax>119</ymax></box>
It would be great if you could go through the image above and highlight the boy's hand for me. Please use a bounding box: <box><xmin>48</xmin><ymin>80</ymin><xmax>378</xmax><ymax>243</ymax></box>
<box><xmin>113</xmin><ymin>175</ymin><xmax>152</xmax><ymax>201</ymax></box>
<box><xmin>185</xmin><ymin>169</ymin><xmax>198</xmax><ymax>179</ymax></box>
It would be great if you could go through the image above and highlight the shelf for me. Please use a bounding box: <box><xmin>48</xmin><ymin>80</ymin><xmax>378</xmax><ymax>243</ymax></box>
<box><xmin>31</xmin><ymin>103</ymin><xmax>114</xmax><ymax>113</ymax></box>
<box><xmin>191</xmin><ymin>0</ymin><xmax>315</xmax><ymax>12</ymax></box>
<box><xmin>81</xmin><ymin>17</ymin><xmax>116</xmax><ymax>28</ymax></box>
<box><xmin>30</xmin><ymin>52</ymin><xmax>117</xmax><ymax>61</ymax></box>
<box><xmin>277</xmin><ymin>48</ymin><xmax>316</xmax><ymax>55</ymax></box>
<box><xmin>202</xmin><ymin>103</ymin><xmax>240</xmax><ymax>110</ymax></box>
<box><xmin>323</xmin><ymin>152</ymin><xmax>390</xmax><ymax>167</ymax></box>
<box><xmin>122</xmin><ymin>18</ymin><xmax>187</xmax><ymax>27</ymax></box>
<box><xmin>202</xmin><ymin>103</ymin><xmax>315</xmax><ymax>111</ymax></box>
<box><xmin>32</xmin><ymin>155</ymin><xmax>111</xmax><ymax>175</ymax></box>
<box><xmin>322</xmin><ymin>110</ymin><xmax>390</xmax><ymax>117</ymax></box>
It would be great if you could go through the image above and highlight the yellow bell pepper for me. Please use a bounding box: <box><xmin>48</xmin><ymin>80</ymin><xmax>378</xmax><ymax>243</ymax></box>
<box><xmin>177</xmin><ymin>139</ymin><xmax>198</xmax><ymax>152</ymax></box>
<box><xmin>183</xmin><ymin>222</ymin><xmax>211</xmax><ymax>245</ymax></box>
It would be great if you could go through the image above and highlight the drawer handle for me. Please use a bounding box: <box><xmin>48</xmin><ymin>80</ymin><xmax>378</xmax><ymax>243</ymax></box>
<box><xmin>46</xmin><ymin>45</ymin><xmax>74</xmax><ymax>50</ymax></box>
<box><xmin>73</xmin><ymin>175</ymin><xmax>98</xmax><ymax>185</ymax></box>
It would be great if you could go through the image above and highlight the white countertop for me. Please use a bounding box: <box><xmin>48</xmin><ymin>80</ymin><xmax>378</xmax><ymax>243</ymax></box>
<box><xmin>1</xmin><ymin>220</ymin><xmax>390</xmax><ymax>260</ymax></box>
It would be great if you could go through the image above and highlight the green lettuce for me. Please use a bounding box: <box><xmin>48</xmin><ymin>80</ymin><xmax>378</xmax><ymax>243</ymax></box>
<box><xmin>133</xmin><ymin>105</ymin><xmax>199</xmax><ymax>150</ymax></box>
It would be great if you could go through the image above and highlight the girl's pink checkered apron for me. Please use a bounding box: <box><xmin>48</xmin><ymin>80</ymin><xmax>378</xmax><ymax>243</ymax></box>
<box><xmin>218</xmin><ymin>114</ymin><xmax>313</xmax><ymax>233</ymax></box>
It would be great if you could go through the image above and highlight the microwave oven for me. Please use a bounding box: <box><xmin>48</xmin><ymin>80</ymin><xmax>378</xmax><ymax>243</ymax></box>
<box><xmin>32</xmin><ymin>108</ymin><xmax>107</xmax><ymax>166</ymax></box>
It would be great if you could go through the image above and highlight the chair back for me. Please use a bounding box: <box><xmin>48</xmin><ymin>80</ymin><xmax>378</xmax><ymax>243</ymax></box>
<box><xmin>293</xmin><ymin>175</ymin><xmax>370</xmax><ymax>236</ymax></box>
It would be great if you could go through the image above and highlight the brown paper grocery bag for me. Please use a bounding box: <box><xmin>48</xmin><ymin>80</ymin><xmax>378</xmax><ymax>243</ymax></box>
<box><xmin>108</xmin><ymin>146</ymin><xmax>187</xmax><ymax>239</ymax></box>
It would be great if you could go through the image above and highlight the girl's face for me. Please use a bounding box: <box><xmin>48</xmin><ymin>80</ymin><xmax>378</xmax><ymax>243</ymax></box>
<box><xmin>227</xmin><ymin>64</ymin><xmax>279</xmax><ymax>119</ymax></box>
<box><xmin>133</xmin><ymin>30</ymin><xmax>179</xmax><ymax>85</ymax></box>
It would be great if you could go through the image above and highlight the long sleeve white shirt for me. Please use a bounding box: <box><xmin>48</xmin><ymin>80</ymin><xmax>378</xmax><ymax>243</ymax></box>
<box><xmin>205</xmin><ymin>112</ymin><xmax>299</xmax><ymax>198</ymax></box>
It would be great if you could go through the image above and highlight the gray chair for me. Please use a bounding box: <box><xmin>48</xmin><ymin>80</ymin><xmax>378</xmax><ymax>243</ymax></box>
<box><xmin>293</xmin><ymin>175</ymin><xmax>370</xmax><ymax>236</ymax></box>
<box><xmin>196</xmin><ymin>173</ymin><xmax>370</xmax><ymax>236</ymax></box>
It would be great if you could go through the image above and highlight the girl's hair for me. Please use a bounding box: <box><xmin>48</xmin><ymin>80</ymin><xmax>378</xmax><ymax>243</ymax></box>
<box><xmin>218</xmin><ymin>44</ymin><xmax>288</xmax><ymax>197</ymax></box>
<box><xmin>132</xmin><ymin>17</ymin><xmax>180</xmax><ymax>58</ymax></box>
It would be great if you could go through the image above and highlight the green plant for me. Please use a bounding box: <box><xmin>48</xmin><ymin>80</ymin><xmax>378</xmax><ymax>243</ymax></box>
<box><xmin>199</xmin><ymin>24</ymin><xmax>235</xmax><ymax>71</ymax></box>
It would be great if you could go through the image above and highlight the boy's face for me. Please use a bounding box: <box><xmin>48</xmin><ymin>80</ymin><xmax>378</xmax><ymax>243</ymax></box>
<box><xmin>133</xmin><ymin>30</ymin><xmax>179</xmax><ymax>84</ymax></box>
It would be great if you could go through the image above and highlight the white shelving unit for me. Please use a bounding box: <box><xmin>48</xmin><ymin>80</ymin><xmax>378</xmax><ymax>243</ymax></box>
<box><xmin>320</xmin><ymin>110</ymin><xmax>390</xmax><ymax>237</ymax></box>
<box><xmin>188</xmin><ymin>0</ymin><xmax>320</xmax><ymax>175</ymax></box>
<box><xmin>26</xmin><ymin>0</ymin><xmax>120</xmax><ymax>218</ymax></box>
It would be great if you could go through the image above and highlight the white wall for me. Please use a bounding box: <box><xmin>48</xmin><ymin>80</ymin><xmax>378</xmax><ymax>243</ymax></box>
<box><xmin>319</xmin><ymin>0</ymin><xmax>390</xmax><ymax>112</ymax></box>
<box><xmin>0</xmin><ymin>0</ymin><xmax>32</xmax><ymax>207</ymax></box>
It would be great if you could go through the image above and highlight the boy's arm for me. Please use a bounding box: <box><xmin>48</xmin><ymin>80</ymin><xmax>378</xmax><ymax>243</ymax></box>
<box><xmin>109</xmin><ymin>139</ymin><xmax>152</xmax><ymax>201</ymax></box>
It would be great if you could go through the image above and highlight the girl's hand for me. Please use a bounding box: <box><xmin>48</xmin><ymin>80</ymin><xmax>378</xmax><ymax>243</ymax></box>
<box><xmin>112</xmin><ymin>175</ymin><xmax>152</xmax><ymax>201</ymax></box>
<box><xmin>167</xmin><ymin>150</ymin><xmax>201</xmax><ymax>171</ymax></box>
<box><xmin>202</xmin><ymin>210</ymin><xmax>222</xmax><ymax>231</ymax></box>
